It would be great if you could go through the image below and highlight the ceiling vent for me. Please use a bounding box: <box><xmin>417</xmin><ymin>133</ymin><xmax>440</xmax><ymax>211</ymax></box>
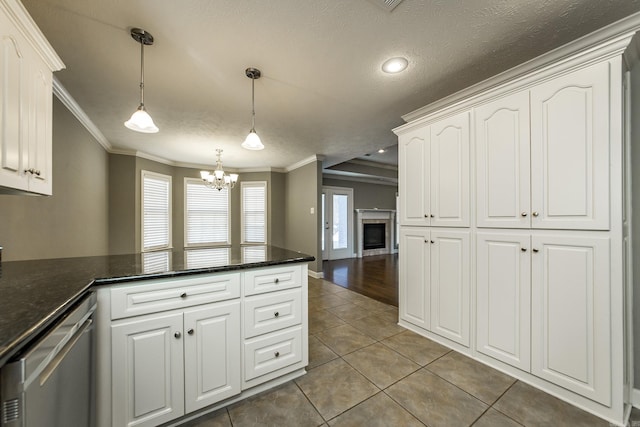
<box><xmin>366</xmin><ymin>0</ymin><xmax>404</xmax><ymax>12</ymax></box>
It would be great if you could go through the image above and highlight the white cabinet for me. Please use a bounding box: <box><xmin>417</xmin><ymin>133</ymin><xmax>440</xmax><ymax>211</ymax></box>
<box><xmin>399</xmin><ymin>111</ymin><xmax>470</xmax><ymax>227</ymax></box>
<box><xmin>531</xmin><ymin>234</ymin><xmax>611</xmax><ymax>405</ymax></box>
<box><xmin>0</xmin><ymin>1</ymin><xmax>62</xmax><ymax>195</ymax></box>
<box><xmin>475</xmin><ymin>62</ymin><xmax>610</xmax><ymax>231</ymax></box>
<box><xmin>111</xmin><ymin>312</ymin><xmax>185</xmax><ymax>427</ymax></box>
<box><xmin>111</xmin><ymin>301</ymin><xmax>240</xmax><ymax>427</ymax></box>
<box><xmin>399</xmin><ymin>227</ymin><xmax>470</xmax><ymax>346</ymax></box>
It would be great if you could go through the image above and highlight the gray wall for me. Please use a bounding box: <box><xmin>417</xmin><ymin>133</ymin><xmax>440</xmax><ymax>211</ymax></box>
<box><xmin>0</xmin><ymin>98</ymin><xmax>109</xmax><ymax>261</ymax></box>
<box><xmin>323</xmin><ymin>178</ymin><xmax>397</xmax><ymax>210</ymax></box>
<box><xmin>285</xmin><ymin>161</ymin><xmax>322</xmax><ymax>273</ymax></box>
<box><xmin>108</xmin><ymin>154</ymin><xmax>136</xmax><ymax>254</ymax></box>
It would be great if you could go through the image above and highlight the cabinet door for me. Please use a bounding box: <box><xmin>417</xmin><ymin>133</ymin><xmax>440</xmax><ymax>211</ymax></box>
<box><xmin>530</xmin><ymin>61</ymin><xmax>610</xmax><ymax>230</ymax></box>
<box><xmin>184</xmin><ymin>301</ymin><xmax>241</xmax><ymax>413</ymax></box>
<box><xmin>476</xmin><ymin>231</ymin><xmax>530</xmax><ymax>370</ymax></box>
<box><xmin>530</xmin><ymin>233</ymin><xmax>610</xmax><ymax>405</ymax></box>
<box><xmin>111</xmin><ymin>312</ymin><xmax>185</xmax><ymax>427</ymax></box>
<box><xmin>398</xmin><ymin>126</ymin><xmax>430</xmax><ymax>226</ymax></box>
<box><xmin>0</xmin><ymin>15</ymin><xmax>28</xmax><ymax>192</ymax></box>
<box><xmin>25</xmin><ymin>65</ymin><xmax>52</xmax><ymax>195</ymax></box>
<box><xmin>430</xmin><ymin>229</ymin><xmax>470</xmax><ymax>346</ymax></box>
<box><xmin>430</xmin><ymin>111</ymin><xmax>470</xmax><ymax>227</ymax></box>
<box><xmin>475</xmin><ymin>91</ymin><xmax>530</xmax><ymax>228</ymax></box>
<box><xmin>399</xmin><ymin>227</ymin><xmax>430</xmax><ymax>329</ymax></box>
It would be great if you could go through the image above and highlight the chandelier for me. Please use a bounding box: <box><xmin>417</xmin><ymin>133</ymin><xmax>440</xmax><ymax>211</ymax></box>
<box><xmin>200</xmin><ymin>149</ymin><xmax>238</xmax><ymax>191</ymax></box>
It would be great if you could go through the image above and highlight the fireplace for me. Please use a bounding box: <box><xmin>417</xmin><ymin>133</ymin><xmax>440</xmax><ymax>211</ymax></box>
<box><xmin>363</xmin><ymin>223</ymin><xmax>386</xmax><ymax>250</ymax></box>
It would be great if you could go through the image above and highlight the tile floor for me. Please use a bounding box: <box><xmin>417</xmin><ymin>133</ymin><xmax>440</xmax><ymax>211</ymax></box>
<box><xmin>180</xmin><ymin>277</ymin><xmax>621</xmax><ymax>427</ymax></box>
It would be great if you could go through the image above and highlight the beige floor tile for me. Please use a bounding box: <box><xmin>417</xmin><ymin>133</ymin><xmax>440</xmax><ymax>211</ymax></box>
<box><xmin>315</xmin><ymin>324</ymin><xmax>376</xmax><ymax>356</ymax></box>
<box><xmin>472</xmin><ymin>408</ymin><xmax>522</xmax><ymax>427</ymax></box>
<box><xmin>180</xmin><ymin>408</ymin><xmax>231</xmax><ymax>427</ymax></box>
<box><xmin>381</xmin><ymin>330</ymin><xmax>450</xmax><ymax>365</ymax></box>
<box><xmin>426</xmin><ymin>351</ymin><xmax>516</xmax><ymax>404</ymax></box>
<box><xmin>342</xmin><ymin>342</ymin><xmax>420</xmax><ymax>389</ymax></box>
<box><xmin>386</xmin><ymin>369</ymin><xmax>488</xmax><ymax>427</ymax></box>
<box><xmin>296</xmin><ymin>359</ymin><xmax>379</xmax><ymax>420</ymax></box>
<box><xmin>327</xmin><ymin>392</ymin><xmax>423</xmax><ymax>427</ymax></box>
<box><xmin>350</xmin><ymin>295</ymin><xmax>393</xmax><ymax>313</ymax></box>
<box><xmin>308</xmin><ymin>335</ymin><xmax>339</xmax><ymax>369</ymax></box>
<box><xmin>326</xmin><ymin>302</ymin><xmax>372</xmax><ymax>322</ymax></box>
<box><xmin>308</xmin><ymin>294</ymin><xmax>350</xmax><ymax>311</ymax></box>
<box><xmin>228</xmin><ymin>382</ymin><xmax>323</xmax><ymax>427</ymax></box>
<box><xmin>346</xmin><ymin>312</ymin><xmax>405</xmax><ymax>341</ymax></box>
<box><xmin>309</xmin><ymin>309</ymin><xmax>345</xmax><ymax>335</ymax></box>
<box><xmin>493</xmin><ymin>381</ymin><xmax>609</xmax><ymax>427</ymax></box>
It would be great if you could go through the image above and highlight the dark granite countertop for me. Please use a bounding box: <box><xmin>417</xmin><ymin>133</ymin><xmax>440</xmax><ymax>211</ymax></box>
<box><xmin>0</xmin><ymin>246</ymin><xmax>313</xmax><ymax>366</ymax></box>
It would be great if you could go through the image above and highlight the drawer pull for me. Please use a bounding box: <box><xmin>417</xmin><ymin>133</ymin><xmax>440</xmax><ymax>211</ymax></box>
<box><xmin>533</xmin><ymin>248</ymin><xmax>539</xmax><ymax>253</ymax></box>
<box><xmin>274</xmin><ymin>351</ymin><xmax>280</xmax><ymax>358</ymax></box>
<box><xmin>521</xmin><ymin>212</ymin><xmax>527</xmax><ymax>217</ymax></box>
<box><xmin>274</xmin><ymin>278</ymin><xmax>280</xmax><ymax>284</ymax></box>
<box><xmin>187</xmin><ymin>329</ymin><xmax>194</xmax><ymax>335</ymax></box>
<box><xmin>180</xmin><ymin>292</ymin><xmax>187</xmax><ymax>299</ymax></box>
<box><xmin>521</xmin><ymin>247</ymin><xmax>527</xmax><ymax>252</ymax></box>
<box><xmin>532</xmin><ymin>211</ymin><xmax>539</xmax><ymax>217</ymax></box>
<box><xmin>174</xmin><ymin>331</ymin><xmax>181</xmax><ymax>339</ymax></box>
<box><xmin>274</xmin><ymin>312</ymin><xmax>280</xmax><ymax>318</ymax></box>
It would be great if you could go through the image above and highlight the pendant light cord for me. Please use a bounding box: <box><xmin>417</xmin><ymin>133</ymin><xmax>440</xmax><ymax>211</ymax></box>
<box><xmin>139</xmin><ymin>40</ymin><xmax>145</xmax><ymax>107</ymax></box>
<box><xmin>251</xmin><ymin>76</ymin><xmax>256</xmax><ymax>131</ymax></box>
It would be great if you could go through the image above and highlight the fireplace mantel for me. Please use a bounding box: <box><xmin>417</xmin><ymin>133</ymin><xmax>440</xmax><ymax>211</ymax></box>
<box><xmin>355</xmin><ymin>209</ymin><xmax>397</xmax><ymax>258</ymax></box>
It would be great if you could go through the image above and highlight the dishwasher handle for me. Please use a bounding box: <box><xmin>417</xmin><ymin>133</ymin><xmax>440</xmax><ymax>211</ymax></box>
<box><xmin>39</xmin><ymin>318</ymin><xmax>93</xmax><ymax>386</ymax></box>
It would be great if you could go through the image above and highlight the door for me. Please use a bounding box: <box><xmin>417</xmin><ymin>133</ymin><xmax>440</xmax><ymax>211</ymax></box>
<box><xmin>111</xmin><ymin>312</ymin><xmax>185</xmax><ymax>427</ymax></box>
<box><xmin>398</xmin><ymin>126</ymin><xmax>430</xmax><ymax>226</ymax></box>
<box><xmin>399</xmin><ymin>227</ymin><xmax>430</xmax><ymax>329</ymax></box>
<box><xmin>530</xmin><ymin>233</ymin><xmax>610</xmax><ymax>405</ymax></box>
<box><xmin>530</xmin><ymin>61</ymin><xmax>610</xmax><ymax>230</ymax></box>
<box><xmin>184</xmin><ymin>301</ymin><xmax>241</xmax><ymax>413</ymax></box>
<box><xmin>322</xmin><ymin>186</ymin><xmax>354</xmax><ymax>260</ymax></box>
<box><xmin>430</xmin><ymin>229</ymin><xmax>470</xmax><ymax>346</ymax></box>
<box><xmin>476</xmin><ymin>231</ymin><xmax>531</xmax><ymax>370</ymax></box>
<box><xmin>430</xmin><ymin>111</ymin><xmax>470</xmax><ymax>227</ymax></box>
<box><xmin>475</xmin><ymin>91</ymin><xmax>531</xmax><ymax>228</ymax></box>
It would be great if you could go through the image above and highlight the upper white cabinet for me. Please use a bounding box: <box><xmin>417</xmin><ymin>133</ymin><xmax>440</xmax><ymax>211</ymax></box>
<box><xmin>475</xmin><ymin>62</ymin><xmax>610</xmax><ymax>231</ymax></box>
<box><xmin>399</xmin><ymin>110</ymin><xmax>470</xmax><ymax>227</ymax></box>
<box><xmin>530</xmin><ymin>62</ymin><xmax>610</xmax><ymax>230</ymax></box>
<box><xmin>0</xmin><ymin>0</ymin><xmax>63</xmax><ymax>195</ymax></box>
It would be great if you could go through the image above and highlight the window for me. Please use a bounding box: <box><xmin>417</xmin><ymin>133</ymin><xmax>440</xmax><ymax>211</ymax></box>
<box><xmin>241</xmin><ymin>181</ymin><xmax>267</xmax><ymax>244</ymax></box>
<box><xmin>185</xmin><ymin>178</ymin><xmax>230</xmax><ymax>246</ymax></box>
<box><xmin>142</xmin><ymin>170</ymin><xmax>172</xmax><ymax>251</ymax></box>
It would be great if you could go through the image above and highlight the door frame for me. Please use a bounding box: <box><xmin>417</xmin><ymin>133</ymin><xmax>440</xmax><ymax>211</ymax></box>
<box><xmin>322</xmin><ymin>186</ymin><xmax>354</xmax><ymax>260</ymax></box>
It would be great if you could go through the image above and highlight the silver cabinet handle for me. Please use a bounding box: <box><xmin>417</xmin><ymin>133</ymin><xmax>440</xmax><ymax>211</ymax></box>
<box><xmin>274</xmin><ymin>351</ymin><xmax>280</xmax><ymax>358</ymax></box>
<box><xmin>187</xmin><ymin>329</ymin><xmax>194</xmax><ymax>335</ymax></box>
<box><xmin>274</xmin><ymin>312</ymin><xmax>280</xmax><ymax>318</ymax></box>
<box><xmin>532</xmin><ymin>248</ymin><xmax>539</xmax><ymax>253</ymax></box>
<box><xmin>430</xmin><ymin>214</ymin><xmax>434</xmax><ymax>218</ymax></box>
<box><xmin>521</xmin><ymin>247</ymin><xmax>527</xmax><ymax>252</ymax></box>
<box><xmin>521</xmin><ymin>212</ymin><xmax>527</xmax><ymax>217</ymax></box>
<box><xmin>274</xmin><ymin>278</ymin><xmax>280</xmax><ymax>284</ymax></box>
<box><xmin>180</xmin><ymin>292</ymin><xmax>187</xmax><ymax>298</ymax></box>
<box><xmin>174</xmin><ymin>331</ymin><xmax>181</xmax><ymax>339</ymax></box>
<box><xmin>532</xmin><ymin>212</ymin><xmax>539</xmax><ymax>217</ymax></box>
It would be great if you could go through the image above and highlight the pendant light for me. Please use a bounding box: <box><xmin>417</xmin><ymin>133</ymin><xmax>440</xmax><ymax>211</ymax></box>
<box><xmin>124</xmin><ymin>28</ymin><xmax>159</xmax><ymax>133</ymax></box>
<box><xmin>200</xmin><ymin>149</ymin><xmax>239</xmax><ymax>191</ymax></box>
<box><xmin>242</xmin><ymin>67</ymin><xmax>264</xmax><ymax>150</ymax></box>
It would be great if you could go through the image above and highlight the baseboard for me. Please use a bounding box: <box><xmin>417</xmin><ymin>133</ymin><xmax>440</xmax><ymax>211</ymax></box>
<box><xmin>308</xmin><ymin>270</ymin><xmax>324</xmax><ymax>279</ymax></box>
<box><xmin>632</xmin><ymin>387</ymin><xmax>640</xmax><ymax>408</ymax></box>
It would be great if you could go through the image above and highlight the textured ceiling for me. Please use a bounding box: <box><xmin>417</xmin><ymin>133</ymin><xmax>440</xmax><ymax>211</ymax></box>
<box><xmin>21</xmin><ymin>0</ymin><xmax>640</xmax><ymax>170</ymax></box>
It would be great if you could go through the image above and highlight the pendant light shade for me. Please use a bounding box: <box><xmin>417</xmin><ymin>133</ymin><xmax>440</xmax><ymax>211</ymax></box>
<box><xmin>241</xmin><ymin>67</ymin><xmax>264</xmax><ymax>150</ymax></box>
<box><xmin>124</xmin><ymin>28</ymin><xmax>158</xmax><ymax>134</ymax></box>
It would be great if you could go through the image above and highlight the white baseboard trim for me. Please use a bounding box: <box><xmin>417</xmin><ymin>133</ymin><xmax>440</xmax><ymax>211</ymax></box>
<box><xmin>308</xmin><ymin>270</ymin><xmax>324</xmax><ymax>279</ymax></box>
<box><xmin>632</xmin><ymin>388</ymin><xmax>640</xmax><ymax>408</ymax></box>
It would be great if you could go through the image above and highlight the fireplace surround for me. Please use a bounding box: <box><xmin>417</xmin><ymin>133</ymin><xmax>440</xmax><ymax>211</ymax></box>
<box><xmin>355</xmin><ymin>209</ymin><xmax>397</xmax><ymax>257</ymax></box>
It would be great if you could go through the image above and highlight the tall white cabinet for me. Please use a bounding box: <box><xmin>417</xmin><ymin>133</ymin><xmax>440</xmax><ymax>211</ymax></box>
<box><xmin>395</xmin><ymin>25</ymin><xmax>635</xmax><ymax>425</ymax></box>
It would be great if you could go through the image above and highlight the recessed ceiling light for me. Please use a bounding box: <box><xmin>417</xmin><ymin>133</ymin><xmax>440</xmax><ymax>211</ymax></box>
<box><xmin>382</xmin><ymin>57</ymin><xmax>408</xmax><ymax>73</ymax></box>
<box><xmin>378</xmin><ymin>149</ymin><xmax>386</xmax><ymax>153</ymax></box>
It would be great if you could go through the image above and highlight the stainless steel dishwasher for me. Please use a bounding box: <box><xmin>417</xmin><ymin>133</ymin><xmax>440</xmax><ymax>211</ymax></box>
<box><xmin>1</xmin><ymin>292</ymin><xmax>97</xmax><ymax>427</ymax></box>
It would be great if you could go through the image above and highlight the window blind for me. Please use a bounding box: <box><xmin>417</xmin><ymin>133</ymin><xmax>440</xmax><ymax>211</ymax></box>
<box><xmin>142</xmin><ymin>172</ymin><xmax>171</xmax><ymax>251</ymax></box>
<box><xmin>242</xmin><ymin>245</ymin><xmax>266</xmax><ymax>263</ymax></box>
<box><xmin>142</xmin><ymin>251</ymin><xmax>170</xmax><ymax>273</ymax></box>
<box><xmin>185</xmin><ymin>179</ymin><xmax>229</xmax><ymax>245</ymax></box>
<box><xmin>242</xmin><ymin>182</ymin><xmax>266</xmax><ymax>243</ymax></box>
<box><xmin>185</xmin><ymin>247</ymin><xmax>230</xmax><ymax>268</ymax></box>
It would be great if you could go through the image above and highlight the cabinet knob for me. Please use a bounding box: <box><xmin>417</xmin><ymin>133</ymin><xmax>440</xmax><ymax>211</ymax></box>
<box><xmin>521</xmin><ymin>247</ymin><xmax>527</xmax><ymax>252</ymax></box>
<box><xmin>430</xmin><ymin>214</ymin><xmax>434</xmax><ymax>218</ymax></box>
<box><xmin>274</xmin><ymin>351</ymin><xmax>280</xmax><ymax>358</ymax></box>
<box><xmin>424</xmin><ymin>214</ymin><xmax>428</xmax><ymax>218</ymax></box>
<box><xmin>532</xmin><ymin>212</ymin><xmax>539</xmax><ymax>217</ymax></box>
<box><xmin>174</xmin><ymin>331</ymin><xmax>181</xmax><ymax>339</ymax></box>
<box><xmin>532</xmin><ymin>248</ymin><xmax>539</xmax><ymax>253</ymax></box>
<box><xmin>274</xmin><ymin>278</ymin><xmax>280</xmax><ymax>284</ymax></box>
<box><xmin>274</xmin><ymin>312</ymin><xmax>280</xmax><ymax>318</ymax></box>
<box><xmin>430</xmin><ymin>240</ymin><xmax>434</xmax><ymax>244</ymax></box>
<box><xmin>35</xmin><ymin>170</ymin><xmax>41</xmax><ymax>176</ymax></box>
<box><xmin>180</xmin><ymin>292</ymin><xmax>187</xmax><ymax>298</ymax></box>
<box><xmin>521</xmin><ymin>212</ymin><xmax>527</xmax><ymax>217</ymax></box>
<box><xmin>187</xmin><ymin>329</ymin><xmax>194</xmax><ymax>335</ymax></box>
<box><xmin>424</xmin><ymin>240</ymin><xmax>429</xmax><ymax>244</ymax></box>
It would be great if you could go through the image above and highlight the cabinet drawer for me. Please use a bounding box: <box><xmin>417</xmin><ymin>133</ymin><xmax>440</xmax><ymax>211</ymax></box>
<box><xmin>243</xmin><ymin>265</ymin><xmax>301</xmax><ymax>296</ymax></box>
<box><xmin>244</xmin><ymin>326</ymin><xmax>303</xmax><ymax>381</ymax></box>
<box><xmin>244</xmin><ymin>289</ymin><xmax>302</xmax><ymax>338</ymax></box>
<box><xmin>111</xmin><ymin>273</ymin><xmax>240</xmax><ymax>320</ymax></box>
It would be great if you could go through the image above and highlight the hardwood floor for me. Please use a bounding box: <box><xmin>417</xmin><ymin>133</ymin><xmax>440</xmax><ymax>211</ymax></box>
<box><xmin>322</xmin><ymin>254</ymin><xmax>398</xmax><ymax>307</ymax></box>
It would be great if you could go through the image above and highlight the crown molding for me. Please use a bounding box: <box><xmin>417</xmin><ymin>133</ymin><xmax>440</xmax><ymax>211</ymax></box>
<box><xmin>0</xmin><ymin>0</ymin><xmax>64</xmax><ymax>71</ymax></box>
<box><xmin>399</xmin><ymin>11</ymin><xmax>640</xmax><ymax>125</ymax></box>
<box><xmin>53</xmin><ymin>77</ymin><xmax>112</xmax><ymax>151</ymax></box>
<box><xmin>285</xmin><ymin>155</ymin><xmax>325</xmax><ymax>172</ymax></box>
<box><xmin>345</xmin><ymin>158</ymin><xmax>398</xmax><ymax>170</ymax></box>
<box><xmin>323</xmin><ymin>170</ymin><xmax>398</xmax><ymax>187</ymax></box>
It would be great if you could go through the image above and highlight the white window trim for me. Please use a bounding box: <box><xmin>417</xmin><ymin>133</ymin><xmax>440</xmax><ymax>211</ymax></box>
<box><xmin>184</xmin><ymin>177</ymin><xmax>231</xmax><ymax>247</ymax></box>
<box><xmin>241</xmin><ymin>181</ymin><xmax>267</xmax><ymax>244</ymax></box>
<box><xmin>141</xmin><ymin>170</ymin><xmax>172</xmax><ymax>252</ymax></box>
